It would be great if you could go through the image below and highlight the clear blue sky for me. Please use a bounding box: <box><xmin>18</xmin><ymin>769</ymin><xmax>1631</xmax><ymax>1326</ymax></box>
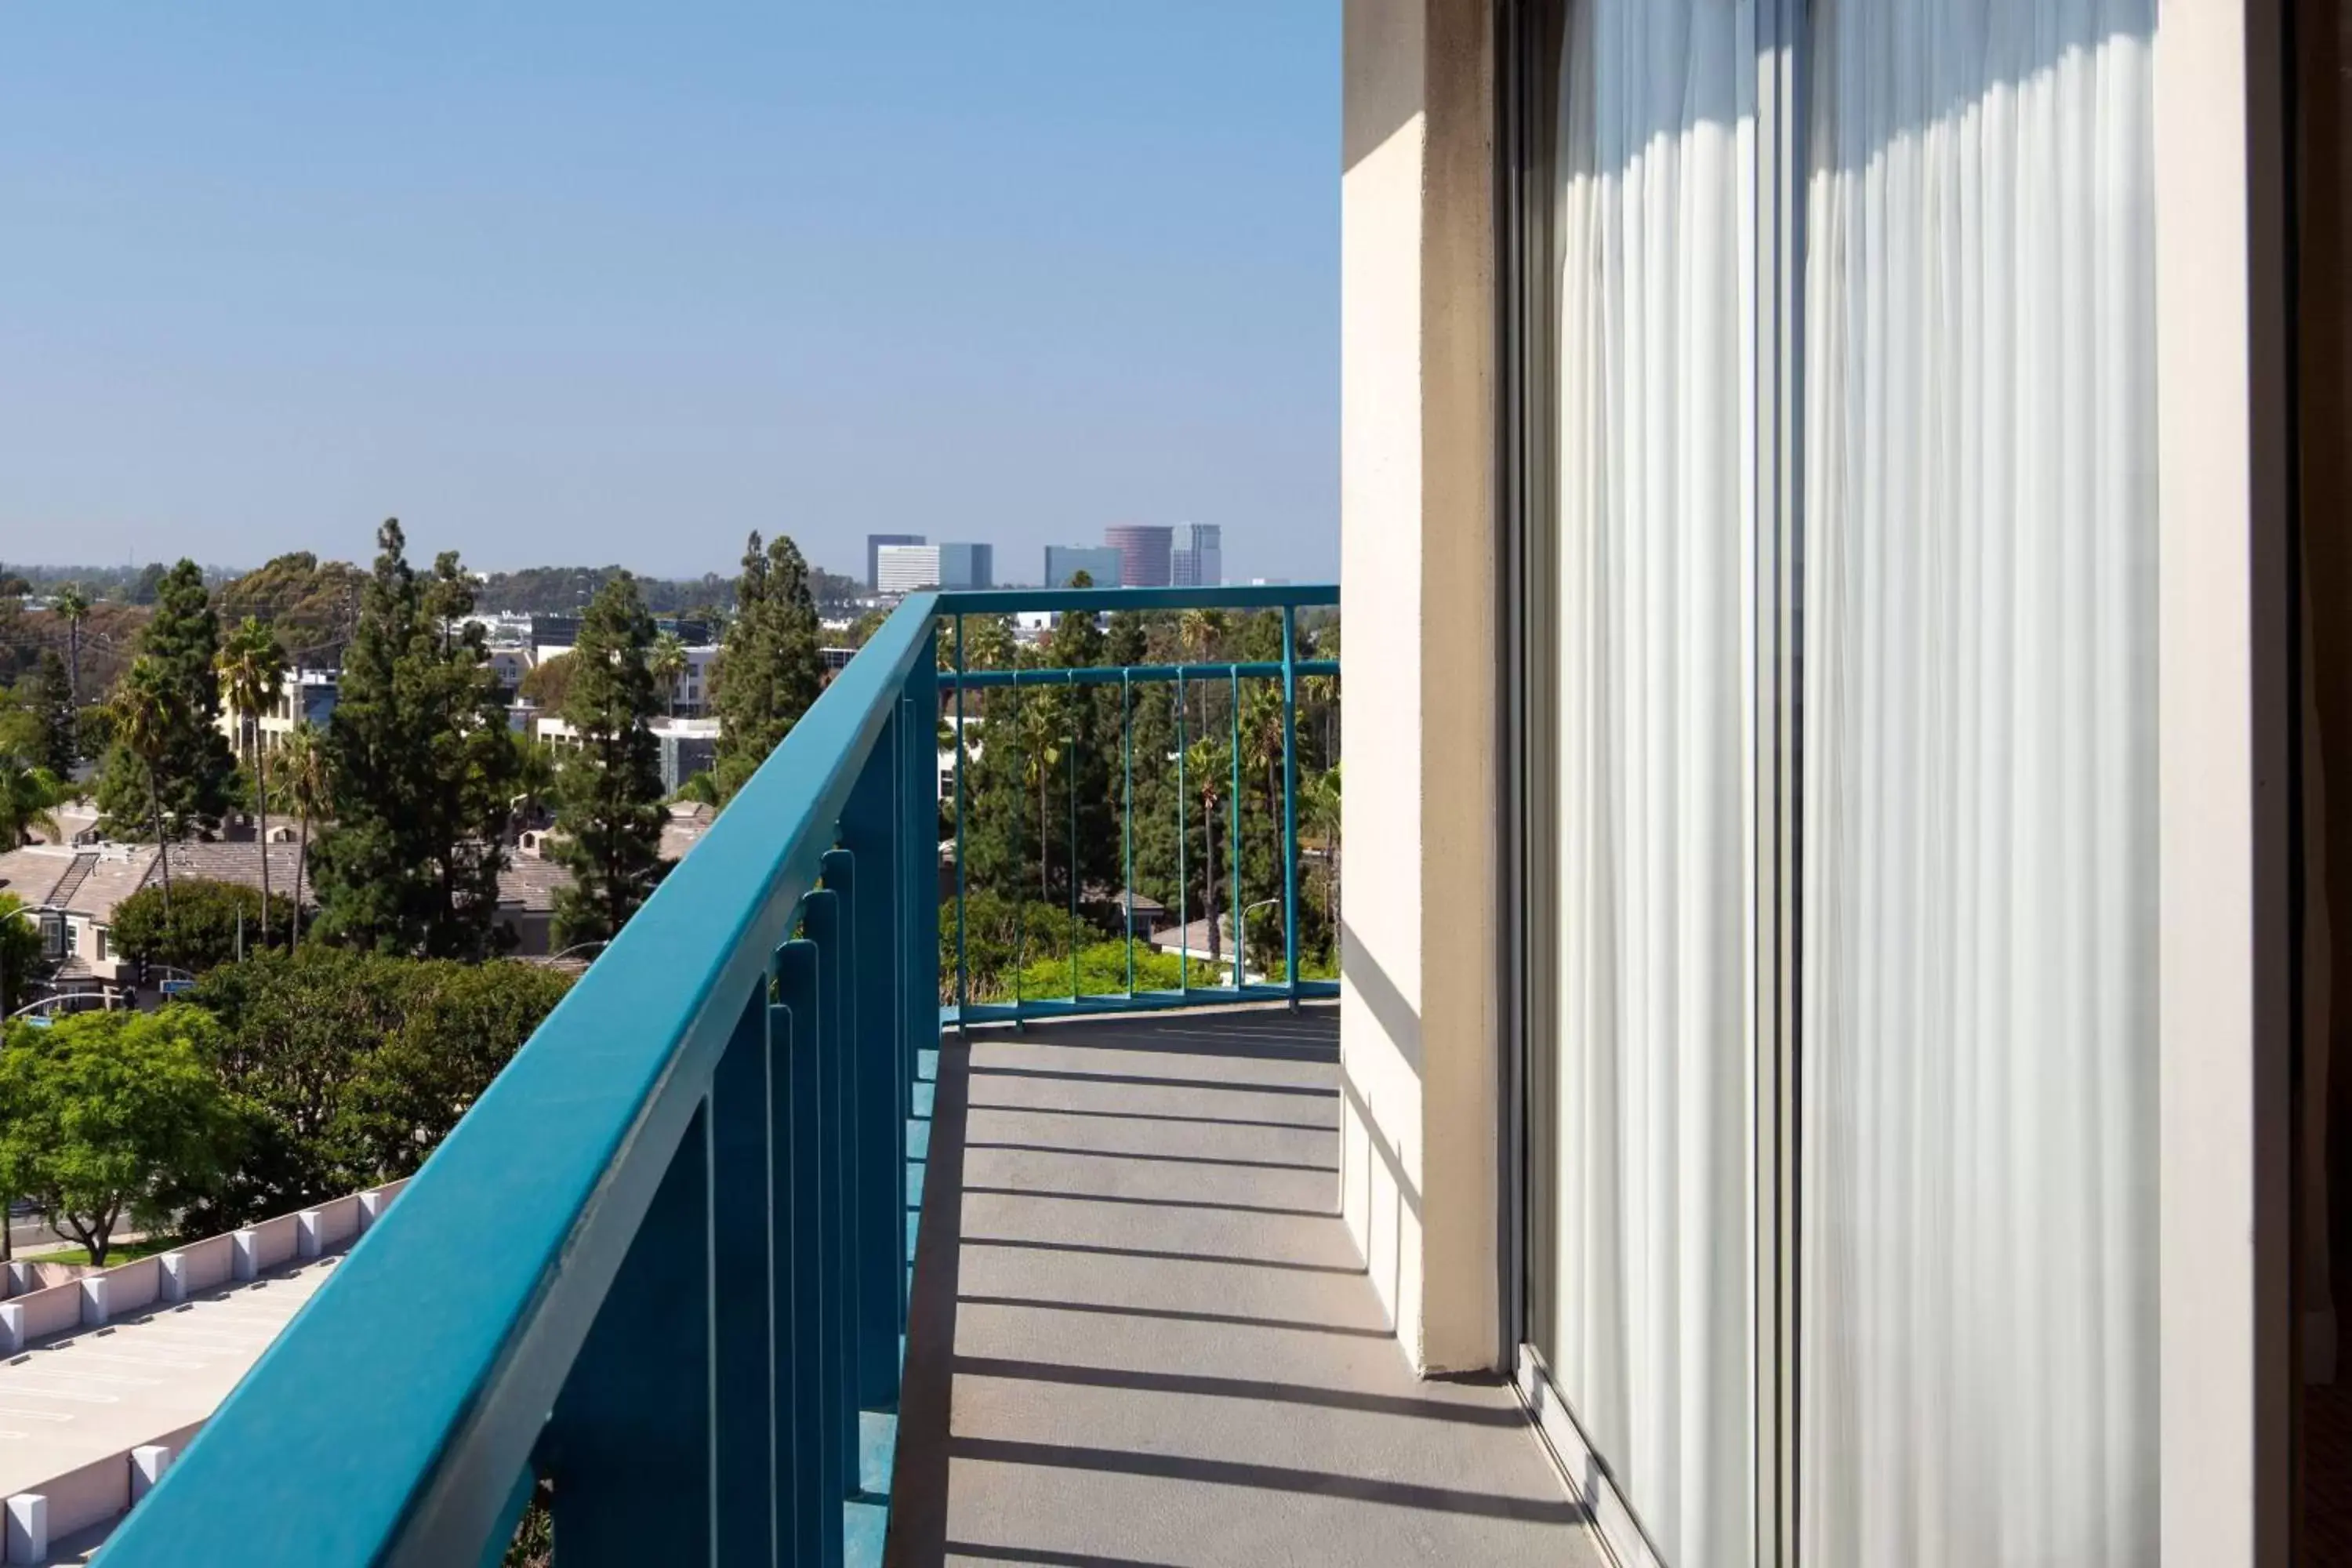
<box><xmin>0</xmin><ymin>5</ymin><xmax>1338</xmax><ymax>585</ymax></box>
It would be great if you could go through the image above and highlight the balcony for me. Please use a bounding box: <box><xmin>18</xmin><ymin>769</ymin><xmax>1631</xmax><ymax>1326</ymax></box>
<box><xmin>93</xmin><ymin>586</ymin><xmax>1594</xmax><ymax>1566</ymax></box>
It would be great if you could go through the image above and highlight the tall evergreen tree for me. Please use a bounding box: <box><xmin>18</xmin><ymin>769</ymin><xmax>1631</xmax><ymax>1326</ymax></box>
<box><xmin>309</xmin><ymin>521</ymin><xmax>519</xmax><ymax>956</ymax></box>
<box><xmin>30</xmin><ymin>650</ymin><xmax>75</xmax><ymax>777</ymax></box>
<box><xmin>93</xmin><ymin>560</ymin><xmax>237</xmax><ymax>839</ymax></box>
<box><xmin>551</xmin><ymin>576</ymin><xmax>668</xmax><ymax>949</ymax></box>
<box><xmin>711</xmin><ymin>531</ymin><xmax>826</xmax><ymax>800</ymax></box>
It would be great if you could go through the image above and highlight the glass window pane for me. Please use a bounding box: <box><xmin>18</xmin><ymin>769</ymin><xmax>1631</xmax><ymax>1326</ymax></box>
<box><xmin>1796</xmin><ymin>5</ymin><xmax>2160</xmax><ymax>1563</ymax></box>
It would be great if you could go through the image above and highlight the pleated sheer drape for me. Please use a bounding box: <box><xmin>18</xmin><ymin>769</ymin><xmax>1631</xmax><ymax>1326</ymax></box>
<box><xmin>1548</xmin><ymin>4</ymin><xmax>1755</xmax><ymax>1564</ymax></box>
<box><xmin>1797</xmin><ymin>4</ymin><xmax>2159</xmax><ymax>1565</ymax></box>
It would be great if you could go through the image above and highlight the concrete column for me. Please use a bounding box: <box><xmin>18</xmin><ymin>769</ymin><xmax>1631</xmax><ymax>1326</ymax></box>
<box><xmin>78</xmin><ymin>1276</ymin><xmax>108</xmax><ymax>1329</ymax></box>
<box><xmin>296</xmin><ymin>1210</ymin><xmax>325</xmax><ymax>1259</ymax></box>
<box><xmin>232</xmin><ymin>1229</ymin><xmax>260</xmax><ymax>1282</ymax></box>
<box><xmin>3</xmin><ymin>1494</ymin><xmax>45</xmax><ymax>1566</ymax></box>
<box><xmin>0</xmin><ymin>1305</ymin><xmax>22</xmax><ymax>1356</ymax></box>
<box><xmin>1339</xmin><ymin>0</ymin><xmax>1501</xmax><ymax>1376</ymax></box>
<box><xmin>158</xmin><ymin>1253</ymin><xmax>188</xmax><ymax>1305</ymax></box>
<box><xmin>129</xmin><ymin>1446</ymin><xmax>172</xmax><ymax>1503</ymax></box>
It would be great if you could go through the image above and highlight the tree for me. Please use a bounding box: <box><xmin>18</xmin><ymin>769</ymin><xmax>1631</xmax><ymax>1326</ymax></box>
<box><xmin>550</xmin><ymin>576</ymin><xmax>668</xmax><ymax>949</ymax></box>
<box><xmin>1300</xmin><ymin>762</ymin><xmax>1341</xmax><ymax>950</ymax></box>
<box><xmin>309</xmin><ymin>521</ymin><xmax>519</xmax><ymax>957</ymax></box>
<box><xmin>112</xmin><ymin>659</ymin><xmax>178</xmax><ymax>920</ymax></box>
<box><xmin>273</xmin><ymin>721</ymin><xmax>331</xmax><ymax>953</ymax></box>
<box><xmin>1012</xmin><ymin>697</ymin><xmax>1067</xmax><ymax>904</ymax></box>
<box><xmin>214</xmin><ymin>553</ymin><xmax>367</xmax><ymax>666</ymax></box>
<box><xmin>93</xmin><ymin>560</ymin><xmax>237</xmax><ymax>840</ymax></box>
<box><xmin>216</xmin><ymin>617</ymin><xmax>289</xmax><ymax>944</ymax></box>
<box><xmin>711</xmin><ymin>532</ymin><xmax>825</xmax><ymax>800</ymax></box>
<box><xmin>0</xmin><ymin>756</ymin><xmax>60</xmax><ymax>848</ymax></box>
<box><xmin>50</xmin><ymin>584</ymin><xmax>88</xmax><ymax>706</ymax></box>
<box><xmin>27</xmin><ymin>651</ymin><xmax>75</xmax><ymax>775</ymax></box>
<box><xmin>648</xmin><ymin>630</ymin><xmax>688</xmax><ymax>717</ymax></box>
<box><xmin>519</xmin><ymin>652</ymin><xmax>577</xmax><ymax>710</ymax></box>
<box><xmin>0</xmin><ymin>1007</ymin><xmax>239</xmax><ymax>1265</ymax></box>
<box><xmin>0</xmin><ymin>895</ymin><xmax>40</xmax><ymax>1018</ymax></box>
<box><xmin>187</xmin><ymin>949</ymin><xmax>572</xmax><ymax>1226</ymax></box>
<box><xmin>1185</xmin><ymin>737</ymin><xmax>1232</xmax><ymax>978</ymax></box>
<box><xmin>111</xmin><ymin>880</ymin><xmax>297</xmax><ymax>974</ymax></box>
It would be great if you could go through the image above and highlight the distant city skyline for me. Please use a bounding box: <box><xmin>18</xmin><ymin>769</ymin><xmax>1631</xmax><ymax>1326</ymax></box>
<box><xmin>0</xmin><ymin>5</ymin><xmax>1338</xmax><ymax>585</ymax></box>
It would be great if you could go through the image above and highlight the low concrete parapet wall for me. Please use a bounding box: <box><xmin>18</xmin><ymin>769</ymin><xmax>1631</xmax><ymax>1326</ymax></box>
<box><xmin>0</xmin><ymin>1419</ymin><xmax>205</xmax><ymax>1564</ymax></box>
<box><xmin>160</xmin><ymin>1232</ymin><xmax>234</xmax><ymax>1303</ymax></box>
<box><xmin>234</xmin><ymin>1212</ymin><xmax>301</xmax><ymax>1280</ymax></box>
<box><xmin>3</xmin><ymin>1178</ymin><xmax>407</xmax><ymax>1352</ymax></box>
<box><xmin>0</xmin><ymin>1280</ymin><xmax>81</xmax><ymax>1353</ymax></box>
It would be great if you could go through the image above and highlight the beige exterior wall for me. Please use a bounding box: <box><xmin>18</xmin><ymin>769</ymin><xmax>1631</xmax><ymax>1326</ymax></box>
<box><xmin>2155</xmin><ymin>1</ymin><xmax>2294</xmax><ymax>1563</ymax></box>
<box><xmin>1339</xmin><ymin>0</ymin><xmax>1501</xmax><ymax>1377</ymax></box>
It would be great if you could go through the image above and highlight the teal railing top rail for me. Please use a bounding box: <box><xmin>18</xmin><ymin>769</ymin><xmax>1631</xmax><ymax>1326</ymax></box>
<box><xmin>101</xmin><ymin>583</ymin><xmax>1336</xmax><ymax>1566</ymax></box>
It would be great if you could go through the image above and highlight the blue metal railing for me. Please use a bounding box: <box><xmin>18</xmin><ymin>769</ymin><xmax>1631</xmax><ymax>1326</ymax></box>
<box><xmin>101</xmin><ymin>585</ymin><xmax>1334</xmax><ymax>1567</ymax></box>
<box><xmin>936</xmin><ymin>586</ymin><xmax>1339</xmax><ymax>1024</ymax></box>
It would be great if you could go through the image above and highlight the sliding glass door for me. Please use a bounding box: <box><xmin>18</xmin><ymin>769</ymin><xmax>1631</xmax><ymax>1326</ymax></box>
<box><xmin>1517</xmin><ymin>3</ymin><xmax>2161</xmax><ymax>1563</ymax></box>
<box><xmin>1526</xmin><ymin>4</ymin><xmax>1758</xmax><ymax>1566</ymax></box>
<box><xmin>1795</xmin><ymin>5</ymin><xmax>2158</xmax><ymax>1564</ymax></box>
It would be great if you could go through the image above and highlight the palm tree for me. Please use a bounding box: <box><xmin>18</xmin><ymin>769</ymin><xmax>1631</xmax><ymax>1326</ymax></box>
<box><xmin>1242</xmin><ymin>683</ymin><xmax>1288</xmax><ymax>817</ymax></box>
<box><xmin>274</xmin><ymin>721</ymin><xmax>331</xmax><ymax>953</ymax></box>
<box><xmin>1014</xmin><ymin>696</ymin><xmax>1066</xmax><ymax>903</ymax></box>
<box><xmin>0</xmin><ymin>758</ymin><xmax>61</xmax><ymax>848</ymax></box>
<box><xmin>51</xmin><ymin>584</ymin><xmax>89</xmax><ymax>707</ymax></box>
<box><xmin>1301</xmin><ymin>762</ymin><xmax>1342</xmax><ymax>938</ymax></box>
<box><xmin>1176</xmin><ymin>608</ymin><xmax>1226</xmax><ymax>733</ymax></box>
<box><xmin>1300</xmin><ymin>670</ymin><xmax>1340</xmax><ymax>766</ymax></box>
<box><xmin>1184</xmin><ymin>737</ymin><xmax>1231</xmax><ymax>979</ymax></box>
<box><xmin>216</xmin><ymin>619</ymin><xmax>289</xmax><ymax>943</ymax></box>
<box><xmin>649</xmin><ymin>630</ymin><xmax>688</xmax><ymax>718</ymax></box>
<box><xmin>113</xmin><ymin>659</ymin><xmax>176</xmax><ymax>920</ymax></box>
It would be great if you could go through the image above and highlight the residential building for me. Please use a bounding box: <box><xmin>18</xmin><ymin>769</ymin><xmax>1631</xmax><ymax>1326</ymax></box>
<box><xmin>875</xmin><ymin>543</ymin><xmax>942</xmax><ymax>595</ymax></box>
<box><xmin>935</xmin><ymin>540</ymin><xmax>993</xmax><ymax>590</ymax></box>
<box><xmin>1102</xmin><ymin>522</ymin><xmax>1172</xmax><ymax>587</ymax></box>
<box><xmin>530</xmin><ymin>614</ymin><xmax>709</xmax><ymax>667</ymax></box>
<box><xmin>0</xmin><ymin>839</ymin><xmax>307</xmax><ymax>996</ymax></box>
<box><xmin>866</xmin><ymin>532</ymin><xmax>924</xmax><ymax>590</ymax></box>
<box><xmin>1041</xmin><ymin>543</ymin><xmax>1122</xmax><ymax>588</ymax></box>
<box><xmin>215</xmin><ymin>669</ymin><xmax>339</xmax><ymax>754</ymax></box>
<box><xmin>1171</xmin><ymin>521</ymin><xmax>1221</xmax><ymax>586</ymax></box>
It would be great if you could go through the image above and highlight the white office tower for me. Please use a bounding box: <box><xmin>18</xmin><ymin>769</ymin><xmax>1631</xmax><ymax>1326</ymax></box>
<box><xmin>1172</xmin><ymin>523</ymin><xmax>1222</xmax><ymax>586</ymax></box>
<box><xmin>876</xmin><ymin>543</ymin><xmax>942</xmax><ymax>595</ymax></box>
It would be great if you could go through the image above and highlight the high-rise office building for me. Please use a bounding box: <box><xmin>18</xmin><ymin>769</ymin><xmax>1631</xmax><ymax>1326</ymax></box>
<box><xmin>1172</xmin><ymin>523</ymin><xmax>1223</xmax><ymax>586</ymax></box>
<box><xmin>866</xmin><ymin>533</ymin><xmax>925</xmax><ymax>591</ymax></box>
<box><xmin>876</xmin><ymin>543</ymin><xmax>942</xmax><ymax>595</ymax></box>
<box><xmin>1102</xmin><ymin>524</ymin><xmax>1174</xmax><ymax>589</ymax></box>
<box><xmin>936</xmin><ymin>542</ymin><xmax>995</xmax><ymax>590</ymax></box>
<box><xmin>1044</xmin><ymin>545</ymin><xmax>1124</xmax><ymax>588</ymax></box>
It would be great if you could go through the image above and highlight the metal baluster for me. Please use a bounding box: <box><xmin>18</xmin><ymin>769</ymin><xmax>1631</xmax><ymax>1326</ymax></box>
<box><xmin>711</xmin><ymin>989</ymin><xmax>777</xmax><ymax>1566</ymax></box>
<box><xmin>840</xmin><ymin>751</ymin><xmax>900</xmax><ymax>1425</ymax></box>
<box><xmin>542</xmin><ymin>1103</ymin><xmax>713</xmax><ymax>1566</ymax></box>
<box><xmin>1229</xmin><ymin>665</ymin><xmax>1242</xmax><ymax>993</ymax></box>
<box><xmin>772</xmin><ymin>935</ymin><xmax>835</xmax><ymax>1568</ymax></box>
<box><xmin>953</xmin><ymin>615</ymin><xmax>968</xmax><ymax>1025</ymax></box>
<box><xmin>1176</xmin><ymin>670</ymin><xmax>1188</xmax><ymax>996</ymax></box>
<box><xmin>798</xmin><ymin>884</ymin><xmax>855</xmax><ymax>1561</ymax></box>
<box><xmin>1067</xmin><ymin>671</ymin><xmax>1079</xmax><ymax>1003</ymax></box>
<box><xmin>1122</xmin><ymin>673</ymin><xmax>1134</xmax><ymax>999</ymax></box>
<box><xmin>1282</xmin><ymin>605</ymin><xmax>1300</xmax><ymax>1003</ymax></box>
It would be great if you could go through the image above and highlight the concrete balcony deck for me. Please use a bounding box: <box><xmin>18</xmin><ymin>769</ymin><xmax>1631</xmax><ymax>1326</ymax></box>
<box><xmin>891</xmin><ymin>1007</ymin><xmax>1600</xmax><ymax>1567</ymax></box>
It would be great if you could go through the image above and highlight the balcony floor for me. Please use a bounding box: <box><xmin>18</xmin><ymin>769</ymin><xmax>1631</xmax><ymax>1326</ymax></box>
<box><xmin>889</xmin><ymin>1007</ymin><xmax>1599</xmax><ymax>1567</ymax></box>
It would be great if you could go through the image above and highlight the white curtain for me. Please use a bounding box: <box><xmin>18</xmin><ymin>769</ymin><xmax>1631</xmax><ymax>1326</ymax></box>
<box><xmin>1798</xmin><ymin>5</ymin><xmax>2158</xmax><ymax>1566</ymax></box>
<box><xmin>1550</xmin><ymin>4</ymin><xmax>1753</xmax><ymax>1565</ymax></box>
